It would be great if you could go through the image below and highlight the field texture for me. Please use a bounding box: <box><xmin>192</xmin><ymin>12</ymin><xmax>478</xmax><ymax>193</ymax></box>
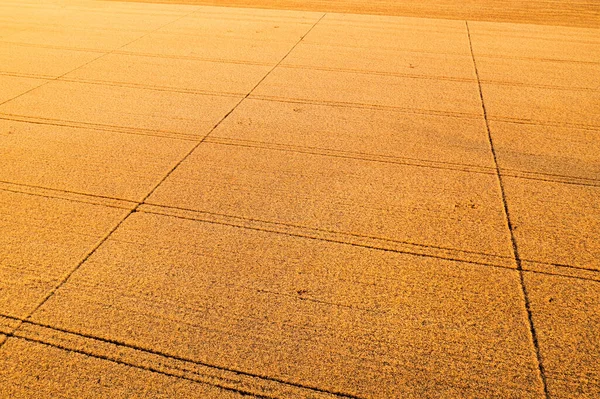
<box><xmin>0</xmin><ymin>0</ymin><xmax>599</xmax><ymax>398</ymax></box>
<box><xmin>117</xmin><ymin>0</ymin><xmax>600</xmax><ymax>27</ymax></box>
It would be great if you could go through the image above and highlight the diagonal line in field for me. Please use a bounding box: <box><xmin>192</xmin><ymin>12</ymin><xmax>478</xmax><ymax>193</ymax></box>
<box><xmin>466</xmin><ymin>20</ymin><xmax>550</xmax><ymax>399</ymax></box>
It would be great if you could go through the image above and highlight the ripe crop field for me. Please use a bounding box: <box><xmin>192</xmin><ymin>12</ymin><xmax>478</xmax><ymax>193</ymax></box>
<box><xmin>0</xmin><ymin>0</ymin><xmax>598</xmax><ymax>397</ymax></box>
<box><xmin>119</xmin><ymin>0</ymin><xmax>600</xmax><ymax>27</ymax></box>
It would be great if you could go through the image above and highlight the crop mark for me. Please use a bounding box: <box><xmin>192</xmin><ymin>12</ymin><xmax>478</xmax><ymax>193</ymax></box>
<box><xmin>522</xmin><ymin>269</ymin><xmax>600</xmax><ymax>284</ymax></box>
<box><xmin>2</xmin><ymin>174</ymin><xmax>595</xmax><ymax>285</ymax></box>
<box><xmin>0</xmin><ymin>16</ymin><xmax>350</xmax><ymax>394</ymax></box>
<box><xmin>0</xmin><ymin>40</ymin><xmax>108</xmax><ymax>54</ymax></box>
<box><xmin>0</xmin><ymin>6</ymin><xmax>211</xmax><ymax>352</ymax></box>
<box><xmin>0</xmin><ymin>6</ymin><xmax>204</xmax><ymax>108</ymax></box>
<box><xmin>500</xmin><ymin>169</ymin><xmax>600</xmax><ymax>188</ymax></box>
<box><xmin>139</xmin><ymin>203</ymin><xmax>516</xmax><ymax>270</ymax></box>
<box><xmin>0</xmin><ymin>71</ymin><xmax>55</xmax><ymax>80</ymax></box>
<box><xmin>14</xmin><ymin>334</ymin><xmax>274</xmax><ymax>398</ymax></box>
<box><xmin>299</xmin><ymin>39</ymin><xmax>471</xmax><ymax>57</ymax></box>
<box><xmin>143</xmin><ymin>202</ymin><xmax>511</xmax><ymax>259</ymax></box>
<box><xmin>467</xmin><ymin>20</ymin><xmax>550</xmax><ymax>399</ymax></box>
<box><xmin>0</xmin><ymin>308</ymin><xmax>556</xmax><ymax>398</ymax></box>
<box><xmin>470</xmin><ymin>30</ymin><xmax>600</xmax><ymax>46</ymax></box>
<box><xmin>2</xmin><ymin>119</ymin><xmax>594</xmax><ymax>210</ymax></box>
<box><xmin>279</xmin><ymin>63</ymin><xmax>477</xmax><ymax>83</ymax></box>
<box><xmin>479</xmin><ymin>78</ymin><xmax>598</xmax><ymax>93</ymax></box>
<box><xmin>54</xmin><ymin>77</ymin><xmax>244</xmax><ymax>98</ymax></box>
<box><xmin>0</xmin><ymin>180</ymin><xmax>137</xmax><ymax>209</ymax></box>
<box><xmin>112</xmin><ymin>49</ymin><xmax>274</xmax><ymax>66</ymax></box>
<box><xmin>0</xmin><ymin>188</ymin><xmax>132</xmax><ymax>211</ymax></box>
<box><xmin>488</xmin><ymin>115</ymin><xmax>600</xmax><ymax>132</ymax></box>
<box><xmin>467</xmin><ymin>52</ymin><xmax>600</xmax><ymax>66</ymax></box>
<box><xmin>134</xmin><ymin>26</ymin><xmax>319</xmax><ymax>45</ymax></box>
<box><xmin>12</xmin><ymin>335</ymin><xmax>276</xmax><ymax>398</ymax></box>
<box><xmin>0</xmin><ymin>113</ymin><xmax>202</xmax><ymax>141</ymax></box>
<box><xmin>205</xmin><ymin>136</ymin><xmax>497</xmax><ymax>176</ymax></box>
<box><xmin>2</xmin><ymin>314</ymin><xmax>363</xmax><ymax>399</ymax></box>
<box><xmin>248</xmin><ymin>95</ymin><xmax>482</xmax><ymax>119</ymax></box>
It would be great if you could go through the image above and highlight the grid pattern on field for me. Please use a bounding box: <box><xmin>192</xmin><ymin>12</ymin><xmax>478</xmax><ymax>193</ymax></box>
<box><xmin>0</xmin><ymin>1</ymin><xmax>598</xmax><ymax>398</ymax></box>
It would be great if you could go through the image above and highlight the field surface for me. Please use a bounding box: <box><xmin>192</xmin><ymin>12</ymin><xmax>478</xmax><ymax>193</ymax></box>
<box><xmin>118</xmin><ymin>0</ymin><xmax>600</xmax><ymax>28</ymax></box>
<box><xmin>0</xmin><ymin>0</ymin><xmax>599</xmax><ymax>398</ymax></box>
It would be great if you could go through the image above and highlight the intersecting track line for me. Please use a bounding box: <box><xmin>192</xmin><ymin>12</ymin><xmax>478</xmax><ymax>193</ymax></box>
<box><xmin>248</xmin><ymin>95</ymin><xmax>482</xmax><ymax>118</ymax></box>
<box><xmin>0</xmin><ymin>6</ymin><xmax>207</xmax><ymax>349</ymax></box>
<box><xmin>9</xmin><ymin>336</ymin><xmax>273</xmax><ymax>399</ymax></box>
<box><xmin>1</xmin><ymin>318</ymin><xmax>364</xmax><ymax>398</ymax></box>
<box><xmin>0</xmin><ymin>309</ymin><xmax>540</xmax><ymax>398</ymax></box>
<box><xmin>0</xmin><ymin>13</ymin><xmax>364</xmax><ymax>398</ymax></box>
<box><xmin>523</xmin><ymin>269</ymin><xmax>600</xmax><ymax>284</ymax></box>
<box><xmin>3</xmin><ymin>179</ymin><xmax>599</xmax><ymax>285</ymax></box>
<box><xmin>0</xmin><ymin>7</ymin><xmax>207</xmax><ymax>107</ymax></box>
<box><xmin>0</xmin><ymin>6</ymin><xmax>209</xmax><ymax>341</ymax></box>
<box><xmin>140</xmin><ymin>202</ymin><xmax>513</xmax><ymax>260</ymax></box>
<box><xmin>17</xmin><ymin>16</ymin><xmax>330</xmax><ymax>317</ymax></box>
<box><xmin>206</xmin><ymin>137</ymin><xmax>600</xmax><ymax>187</ymax></box>
<box><xmin>203</xmin><ymin>137</ymin><xmax>497</xmax><ymax>175</ymax></box>
<box><xmin>489</xmin><ymin>116</ymin><xmax>600</xmax><ymax>132</ymax></box>
<box><xmin>0</xmin><ymin>114</ymin><xmax>201</xmax><ymax>141</ymax></box>
<box><xmin>466</xmin><ymin>21</ymin><xmax>550</xmax><ymax>399</ymax></box>
<box><xmin>0</xmin><ymin>179</ymin><xmax>137</xmax><ymax>207</ymax></box>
